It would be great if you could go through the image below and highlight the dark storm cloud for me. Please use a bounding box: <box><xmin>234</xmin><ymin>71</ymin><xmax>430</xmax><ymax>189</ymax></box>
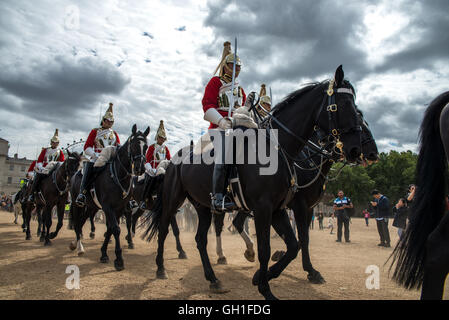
<box><xmin>203</xmin><ymin>0</ymin><xmax>369</xmax><ymax>86</ymax></box>
<box><xmin>0</xmin><ymin>55</ymin><xmax>130</xmax><ymax>128</ymax></box>
<box><xmin>374</xmin><ymin>0</ymin><xmax>449</xmax><ymax>73</ymax></box>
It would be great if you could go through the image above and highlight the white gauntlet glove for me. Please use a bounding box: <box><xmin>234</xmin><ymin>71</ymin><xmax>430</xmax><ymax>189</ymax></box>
<box><xmin>218</xmin><ymin>117</ymin><xmax>233</xmax><ymax>130</ymax></box>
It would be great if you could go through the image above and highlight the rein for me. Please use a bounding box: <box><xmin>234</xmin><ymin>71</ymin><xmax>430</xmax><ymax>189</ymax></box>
<box><xmin>52</xmin><ymin>162</ymin><xmax>70</xmax><ymax>195</ymax></box>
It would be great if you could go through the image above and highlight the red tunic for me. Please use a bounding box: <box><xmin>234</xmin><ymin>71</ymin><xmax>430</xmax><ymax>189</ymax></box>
<box><xmin>37</xmin><ymin>147</ymin><xmax>65</xmax><ymax>167</ymax></box>
<box><xmin>27</xmin><ymin>161</ymin><xmax>36</xmax><ymax>173</ymax></box>
<box><xmin>202</xmin><ymin>76</ymin><xmax>246</xmax><ymax>129</ymax></box>
<box><xmin>84</xmin><ymin>128</ymin><xmax>120</xmax><ymax>154</ymax></box>
<box><xmin>145</xmin><ymin>143</ymin><xmax>171</xmax><ymax>169</ymax></box>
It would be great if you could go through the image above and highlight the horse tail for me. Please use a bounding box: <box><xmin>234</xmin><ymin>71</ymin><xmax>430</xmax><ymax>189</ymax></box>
<box><xmin>140</xmin><ymin>177</ymin><xmax>164</xmax><ymax>242</ymax></box>
<box><xmin>389</xmin><ymin>91</ymin><xmax>449</xmax><ymax>289</ymax></box>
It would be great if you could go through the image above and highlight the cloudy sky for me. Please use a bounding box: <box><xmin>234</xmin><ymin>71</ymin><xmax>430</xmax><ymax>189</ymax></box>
<box><xmin>0</xmin><ymin>0</ymin><xmax>448</xmax><ymax>159</ymax></box>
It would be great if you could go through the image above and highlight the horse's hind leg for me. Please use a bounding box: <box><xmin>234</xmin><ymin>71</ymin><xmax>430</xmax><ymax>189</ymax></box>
<box><xmin>213</xmin><ymin>213</ymin><xmax>226</xmax><ymax>264</ymax></box>
<box><xmin>232</xmin><ymin>211</ymin><xmax>255</xmax><ymax>262</ymax></box>
<box><xmin>131</xmin><ymin>208</ymin><xmax>143</xmax><ymax>237</ymax></box>
<box><xmin>195</xmin><ymin>205</ymin><xmax>228</xmax><ymax>294</ymax></box>
<box><xmin>104</xmin><ymin>208</ymin><xmax>124</xmax><ymax>271</ymax></box>
<box><xmin>89</xmin><ymin>211</ymin><xmax>96</xmax><ymax>239</ymax></box>
<box><xmin>24</xmin><ymin>205</ymin><xmax>32</xmax><ymax>240</ymax></box>
<box><xmin>171</xmin><ymin>216</ymin><xmax>187</xmax><ymax>259</ymax></box>
<box><xmin>37</xmin><ymin>208</ymin><xmax>43</xmax><ymax>238</ymax></box>
<box><xmin>421</xmin><ymin>213</ymin><xmax>449</xmax><ymax>300</ymax></box>
<box><xmin>43</xmin><ymin>207</ymin><xmax>53</xmax><ymax>246</ymax></box>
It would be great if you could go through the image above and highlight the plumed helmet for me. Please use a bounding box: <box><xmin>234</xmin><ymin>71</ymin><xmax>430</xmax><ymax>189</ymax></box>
<box><xmin>102</xmin><ymin>102</ymin><xmax>114</xmax><ymax>122</ymax></box>
<box><xmin>214</xmin><ymin>41</ymin><xmax>242</xmax><ymax>77</ymax></box>
<box><xmin>259</xmin><ymin>84</ymin><xmax>271</xmax><ymax>105</ymax></box>
<box><xmin>155</xmin><ymin>120</ymin><xmax>167</xmax><ymax>141</ymax></box>
<box><xmin>50</xmin><ymin>129</ymin><xmax>59</xmax><ymax>143</ymax></box>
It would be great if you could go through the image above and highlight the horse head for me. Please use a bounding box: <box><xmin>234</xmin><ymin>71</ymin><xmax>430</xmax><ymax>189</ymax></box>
<box><xmin>315</xmin><ymin>65</ymin><xmax>362</xmax><ymax>162</ymax></box>
<box><xmin>65</xmin><ymin>150</ymin><xmax>82</xmax><ymax>179</ymax></box>
<box><xmin>128</xmin><ymin>124</ymin><xmax>150</xmax><ymax>176</ymax></box>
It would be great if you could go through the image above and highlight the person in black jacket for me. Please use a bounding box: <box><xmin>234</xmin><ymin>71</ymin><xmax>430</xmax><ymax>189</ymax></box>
<box><xmin>392</xmin><ymin>198</ymin><xmax>408</xmax><ymax>240</ymax></box>
<box><xmin>370</xmin><ymin>189</ymin><xmax>391</xmax><ymax>247</ymax></box>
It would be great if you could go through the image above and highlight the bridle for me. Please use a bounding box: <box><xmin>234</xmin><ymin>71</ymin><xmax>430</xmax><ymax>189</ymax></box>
<box><xmin>53</xmin><ymin>155</ymin><xmax>79</xmax><ymax>195</ymax></box>
<box><xmin>112</xmin><ymin>134</ymin><xmax>147</xmax><ymax>198</ymax></box>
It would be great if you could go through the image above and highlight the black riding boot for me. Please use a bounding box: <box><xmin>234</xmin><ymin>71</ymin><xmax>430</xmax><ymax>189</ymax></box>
<box><xmin>139</xmin><ymin>176</ymin><xmax>154</xmax><ymax>210</ymax></box>
<box><xmin>75</xmin><ymin>162</ymin><xmax>94</xmax><ymax>207</ymax></box>
<box><xmin>211</xmin><ymin>163</ymin><xmax>236</xmax><ymax>214</ymax></box>
<box><xmin>27</xmin><ymin>173</ymin><xmax>44</xmax><ymax>202</ymax></box>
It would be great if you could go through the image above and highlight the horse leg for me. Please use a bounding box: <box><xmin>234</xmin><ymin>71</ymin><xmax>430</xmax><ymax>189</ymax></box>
<box><xmin>37</xmin><ymin>208</ymin><xmax>43</xmax><ymax>238</ymax></box>
<box><xmin>43</xmin><ymin>207</ymin><xmax>52</xmax><ymax>246</ymax></box>
<box><xmin>264</xmin><ymin>209</ymin><xmax>299</xmax><ymax>282</ymax></box>
<box><xmin>24</xmin><ymin>205</ymin><xmax>32</xmax><ymax>240</ymax></box>
<box><xmin>195</xmin><ymin>206</ymin><xmax>228</xmax><ymax>293</ymax></box>
<box><xmin>252</xmin><ymin>209</ymin><xmax>277</xmax><ymax>300</ymax></box>
<box><xmin>49</xmin><ymin>202</ymin><xmax>65</xmax><ymax>239</ymax></box>
<box><xmin>124</xmin><ymin>210</ymin><xmax>134</xmax><ymax>249</ymax></box>
<box><xmin>100</xmin><ymin>224</ymin><xmax>112</xmax><ymax>264</ymax></box>
<box><xmin>213</xmin><ymin>213</ymin><xmax>226</xmax><ymax>264</ymax></box>
<box><xmin>421</xmin><ymin>213</ymin><xmax>449</xmax><ymax>300</ymax></box>
<box><xmin>131</xmin><ymin>208</ymin><xmax>143</xmax><ymax>237</ymax></box>
<box><xmin>295</xmin><ymin>203</ymin><xmax>325</xmax><ymax>284</ymax></box>
<box><xmin>71</xmin><ymin>207</ymin><xmax>89</xmax><ymax>255</ymax></box>
<box><xmin>171</xmin><ymin>216</ymin><xmax>187</xmax><ymax>259</ymax></box>
<box><xmin>89</xmin><ymin>212</ymin><xmax>96</xmax><ymax>239</ymax></box>
<box><xmin>105</xmin><ymin>209</ymin><xmax>124</xmax><ymax>271</ymax></box>
<box><xmin>233</xmin><ymin>211</ymin><xmax>255</xmax><ymax>262</ymax></box>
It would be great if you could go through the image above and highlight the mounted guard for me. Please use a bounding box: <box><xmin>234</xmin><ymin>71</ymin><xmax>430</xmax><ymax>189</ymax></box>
<box><xmin>75</xmin><ymin>102</ymin><xmax>121</xmax><ymax>207</ymax></box>
<box><xmin>28</xmin><ymin>129</ymin><xmax>65</xmax><ymax>202</ymax></box>
<box><xmin>256</xmin><ymin>84</ymin><xmax>272</xmax><ymax>118</ymax></box>
<box><xmin>139</xmin><ymin>120</ymin><xmax>171</xmax><ymax>210</ymax></box>
<box><xmin>202</xmin><ymin>40</ymin><xmax>246</xmax><ymax>213</ymax></box>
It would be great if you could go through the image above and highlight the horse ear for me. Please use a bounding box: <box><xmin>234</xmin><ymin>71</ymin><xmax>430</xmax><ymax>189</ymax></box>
<box><xmin>144</xmin><ymin>126</ymin><xmax>150</xmax><ymax>137</ymax></box>
<box><xmin>67</xmin><ymin>150</ymin><xmax>72</xmax><ymax>157</ymax></box>
<box><xmin>334</xmin><ymin>65</ymin><xmax>344</xmax><ymax>86</ymax></box>
<box><xmin>132</xmin><ymin>124</ymin><xmax>137</xmax><ymax>135</ymax></box>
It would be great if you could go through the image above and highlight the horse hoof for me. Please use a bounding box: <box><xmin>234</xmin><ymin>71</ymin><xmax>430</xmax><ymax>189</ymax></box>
<box><xmin>156</xmin><ymin>269</ymin><xmax>168</xmax><ymax>279</ymax></box>
<box><xmin>100</xmin><ymin>256</ymin><xmax>109</xmax><ymax>263</ymax></box>
<box><xmin>69</xmin><ymin>242</ymin><xmax>76</xmax><ymax>251</ymax></box>
<box><xmin>128</xmin><ymin>243</ymin><xmax>134</xmax><ymax>249</ymax></box>
<box><xmin>22</xmin><ymin>228</ymin><xmax>26</xmax><ymax>233</ymax></box>
<box><xmin>244</xmin><ymin>249</ymin><xmax>255</xmax><ymax>262</ymax></box>
<box><xmin>264</xmin><ymin>293</ymin><xmax>279</xmax><ymax>300</ymax></box>
<box><xmin>125</xmin><ymin>234</ymin><xmax>130</xmax><ymax>241</ymax></box>
<box><xmin>114</xmin><ymin>260</ymin><xmax>125</xmax><ymax>271</ymax></box>
<box><xmin>44</xmin><ymin>240</ymin><xmax>52</xmax><ymax>246</ymax></box>
<box><xmin>217</xmin><ymin>257</ymin><xmax>227</xmax><ymax>265</ymax></box>
<box><xmin>271</xmin><ymin>250</ymin><xmax>285</xmax><ymax>262</ymax></box>
<box><xmin>308</xmin><ymin>272</ymin><xmax>326</xmax><ymax>284</ymax></box>
<box><xmin>26</xmin><ymin>235</ymin><xmax>32</xmax><ymax>240</ymax></box>
<box><xmin>178</xmin><ymin>251</ymin><xmax>187</xmax><ymax>259</ymax></box>
<box><xmin>77</xmin><ymin>251</ymin><xmax>85</xmax><ymax>256</ymax></box>
<box><xmin>49</xmin><ymin>232</ymin><xmax>56</xmax><ymax>239</ymax></box>
<box><xmin>252</xmin><ymin>270</ymin><xmax>261</xmax><ymax>286</ymax></box>
<box><xmin>209</xmin><ymin>280</ymin><xmax>230</xmax><ymax>294</ymax></box>
<box><xmin>89</xmin><ymin>232</ymin><xmax>95</xmax><ymax>239</ymax></box>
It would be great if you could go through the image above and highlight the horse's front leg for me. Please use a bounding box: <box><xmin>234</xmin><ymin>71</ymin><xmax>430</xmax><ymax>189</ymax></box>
<box><xmin>171</xmin><ymin>215</ymin><xmax>187</xmax><ymax>259</ymax></box>
<box><xmin>89</xmin><ymin>211</ymin><xmax>96</xmax><ymax>239</ymax></box>
<box><xmin>104</xmin><ymin>207</ymin><xmax>124</xmax><ymax>271</ymax></box>
<box><xmin>49</xmin><ymin>201</ymin><xmax>65</xmax><ymax>239</ymax></box>
<box><xmin>232</xmin><ymin>211</ymin><xmax>255</xmax><ymax>262</ymax></box>
<box><xmin>124</xmin><ymin>209</ymin><xmax>134</xmax><ymax>249</ymax></box>
<box><xmin>213</xmin><ymin>213</ymin><xmax>226</xmax><ymax>264</ymax></box>
<box><xmin>42</xmin><ymin>207</ymin><xmax>53</xmax><ymax>246</ymax></box>
<box><xmin>252</xmin><ymin>208</ymin><xmax>277</xmax><ymax>300</ymax></box>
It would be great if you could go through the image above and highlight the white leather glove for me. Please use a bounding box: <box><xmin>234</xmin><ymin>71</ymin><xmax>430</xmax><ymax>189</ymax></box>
<box><xmin>218</xmin><ymin>117</ymin><xmax>232</xmax><ymax>130</ymax></box>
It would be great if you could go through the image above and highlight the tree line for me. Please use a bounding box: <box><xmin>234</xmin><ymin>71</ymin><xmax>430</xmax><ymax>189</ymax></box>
<box><xmin>324</xmin><ymin>150</ymin><xmax>417</xmax><ymax>217</ymax></box>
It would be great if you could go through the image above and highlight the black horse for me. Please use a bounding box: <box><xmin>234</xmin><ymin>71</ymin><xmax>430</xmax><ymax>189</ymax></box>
<box><xmin>142</xmin><ymin>66</ymin><xmax>362</xmax><ymax>300</ymax></box>
<box><xmin>265</xmin><ymin>108</ymin><xmax>379</xmax><ymax>283</ymax></box>
<box><xmin>70</xmin><ymin>124</ymin><xmax>149</xmax><ymax>270</ymax></box>
<box><xmin>31</xmin><ymin>151</ymin><xmax>81</xmax><ymax>245</ymax></box>
<box><xmin>389</xmin><ymin>91</ymin><xmax>449</xmax><ymax>300</ymax></box>
<box><xmin>130</xmin><ymin>175</ymin><xmax>187</xmax><ymax>258</ymax></box>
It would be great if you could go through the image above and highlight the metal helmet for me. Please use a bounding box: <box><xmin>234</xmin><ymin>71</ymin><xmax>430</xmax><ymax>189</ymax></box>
<box><xmin>259</xmin><ymin>84</ymin><xmax>271</xmax><ymax>106</ymax></box>
<box><xmin>102</xmin><ymin>102</ymin><xmax>114</xmax><ymax>123</ymax></box>
<box><xmin>50</xmin><ymin>129</ymin><xmax>59</xmax><ymax>143</ymax></box>
<box><xmin>155</xmin><ymin>120</ymin><xmax>167</xmax><ymax>141</ymax></box>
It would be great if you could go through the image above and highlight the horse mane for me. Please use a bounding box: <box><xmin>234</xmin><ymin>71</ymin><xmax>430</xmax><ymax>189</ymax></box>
<box><xmin>388</xmin><ymin>90</ymin><xmax>449</xmax><ymax>289</ymax></box>
<box><xmin>273</xmin><ymin>79</ymin><xmax>355</xmax><ymax>115</ymax></box>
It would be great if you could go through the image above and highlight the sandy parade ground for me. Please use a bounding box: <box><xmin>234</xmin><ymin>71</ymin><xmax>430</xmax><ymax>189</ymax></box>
<box><xmin>0</xmin><ymin>211</ymin><xmax>447</xmax><ymax>300</ymax></box>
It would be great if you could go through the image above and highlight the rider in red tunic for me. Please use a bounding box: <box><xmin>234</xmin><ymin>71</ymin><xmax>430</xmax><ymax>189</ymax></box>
<box><xmin>202</xmin><ymin>41</ymin><xmax>246</xmax><ymax>213</ymax></box>
<box><xmin>28</xmin><ymin>129</ymin><xmax>65</xmax><ymax>202</ymax></box>
<box><xmin>139</xmin><ymin>120</ymin><xmax>171</xmax><ymax>210</ymax></box>
<box><xmin>75</xmin><ymin>103</ymin><xmax>120</xmax><ymax>207</ymax></box>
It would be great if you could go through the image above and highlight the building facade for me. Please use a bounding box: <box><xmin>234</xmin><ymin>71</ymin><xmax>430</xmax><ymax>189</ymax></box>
<box><xmin>0</xmin><ymin>138</ymin><xmax>34</xmax><ymax>196</ymax></box>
